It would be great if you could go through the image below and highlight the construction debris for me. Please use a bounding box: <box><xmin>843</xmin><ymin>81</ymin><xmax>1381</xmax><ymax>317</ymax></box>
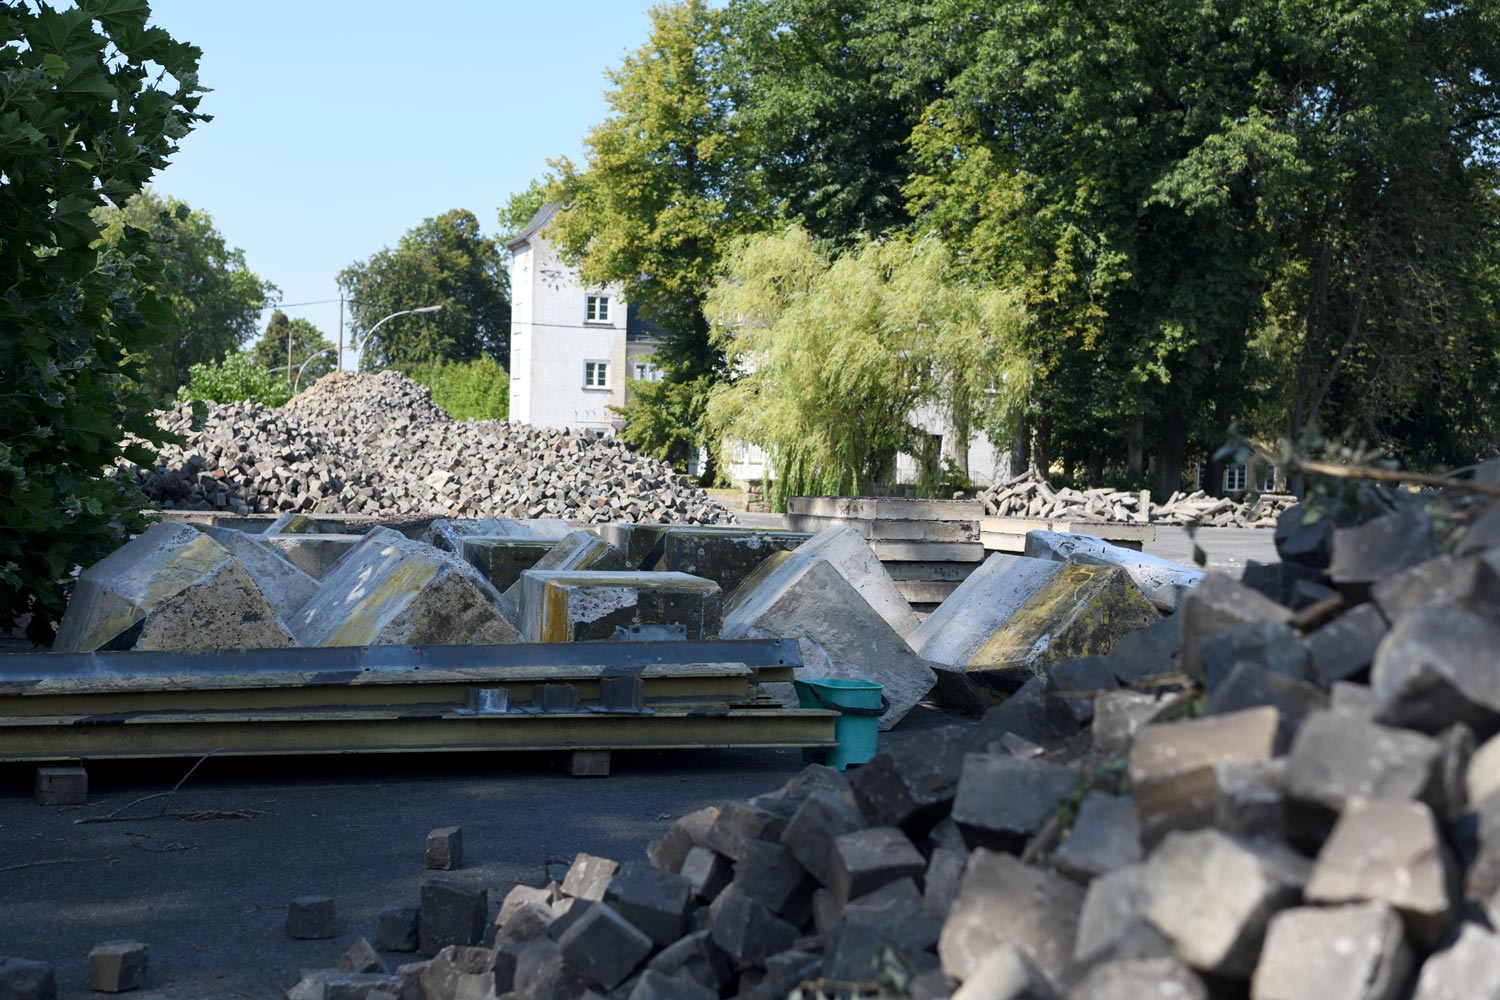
<box><xmin>977</xmin><ymin>473</ymin><xmax>1298</xmax><ymax>527</ymax></box>
<box><xmin>115</xmin><ymin>371</ymin><xmax>733</xmax><ymax>523</ymax></box>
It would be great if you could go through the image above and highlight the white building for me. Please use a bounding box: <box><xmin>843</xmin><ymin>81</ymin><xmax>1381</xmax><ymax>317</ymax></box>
<box><xmin>506</xmin><ymin>204</ymin><xmax>661</xmax><ymax>435</ymax></box>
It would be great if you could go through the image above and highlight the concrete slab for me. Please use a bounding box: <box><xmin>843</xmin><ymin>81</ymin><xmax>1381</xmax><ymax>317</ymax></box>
<box><xmin>54</xmin><ymin>522</ymin><xmax>294</xmax><ymax>652</ymax></box>
<box><xmin>426</xmin><ymin>517</ymin><xmax>573</xmax><ymax>553</ymax></box>
<box><xmin>203</xmin><ymin>526</ymin><xmax>320</xmax><ymax>621</ymax></box>
<box><xmin>517</xmin><ymin>570</ymin><xmax>723</xmax><ymax>642</ymax></box>
<box><xmin>655</xmin><ymin>527</ymin><xmax>811</xmax><ymax>596</ymax></box>
<box><xmin>1023</xmin><ymin>530</ymin><xmax>1203</xmax><ymax>612</ymax></box>
<box><xmin>722</xmin><ymin>557</ymin><xmax>936</xmax><ymax>730</ymax></box>
<box><xmin>500</xmin><ymin>530</ymin><xmax>626</xmax><ymax>605</ymax></box>
<box><xmin>263</xmin><ymin>512</ymin><xmax>346</xmax><ymax>536</ymax></box>
<box><xmin>458</xmin><ymin>537</ymin><xmax>558</xmax><ymax>593</ymax></box>
<box><xmin>292</xmin><ymin>527</ymin><xmax>520</xmax><ymax>647</ymax></box>
<box><xmin>261</xmin><ymin>534</ymin><xmax>363</xmax><ymax>580</ymax></box>
<box><xmin>911</xmin><ymin>554</ymin><xmax>1159</xmax><ymax>706</ymax></box>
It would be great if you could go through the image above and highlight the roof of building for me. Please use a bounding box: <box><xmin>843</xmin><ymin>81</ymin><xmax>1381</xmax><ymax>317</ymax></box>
<box><xmin>506</xmin><ymin>201</ymin><xmax>561</xmax><ymax>250</ymax></box>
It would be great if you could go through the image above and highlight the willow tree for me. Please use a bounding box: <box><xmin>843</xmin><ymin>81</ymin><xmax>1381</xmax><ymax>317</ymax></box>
<box><xmin>706</xmin><ymin>227</ymin><xmax>1028</xmax><ymax>507</ymax></box>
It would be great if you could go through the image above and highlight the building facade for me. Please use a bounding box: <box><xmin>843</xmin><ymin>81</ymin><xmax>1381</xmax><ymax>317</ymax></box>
<box><xmin>506</xmin><ymin>204</ymin><xmax>661</xmax><ymax>435</ymax></box>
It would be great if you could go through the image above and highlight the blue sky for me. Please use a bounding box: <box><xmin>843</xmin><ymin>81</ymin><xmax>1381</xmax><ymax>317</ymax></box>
<box><xmin>144</xmin><ymin>1</ymin><xmax>660</xmax><ymax>368</ymax></box>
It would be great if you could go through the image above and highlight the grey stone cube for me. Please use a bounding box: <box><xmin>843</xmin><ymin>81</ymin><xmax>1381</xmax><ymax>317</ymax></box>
<box><xmin>418</xmin><ymin>877</ymin><xmax>488</xmax><ymax>957</ymax></box>
<box><xmin>287</xmin><ymin>896</ymin><xmax>337</xmax><ymax>940</ymax></box>
<box><xmin>86</xmin><ymin>941</ymin><xmax>148</xmax><ymax>994</ymax></box>
<box><xmin>425</xmin><ymin>826</ymin><xmax>464</xmax><ymax>871</ymax></box>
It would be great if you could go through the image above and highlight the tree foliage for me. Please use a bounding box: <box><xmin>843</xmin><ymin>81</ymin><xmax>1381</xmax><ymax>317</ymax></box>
<box><xmin>94</xmin><ymin>188</ymin><xmax>279</xmax><ymax>402</ymax></box>
<box><xmin>405</xmin><ymin>358</ymin><xmax>510</xmax><ymax>421</ymax></box>
<box><xmin>177</xmin><ymin>353</ymin><xmax>293</xmax><ymax>408</ymax></box>
<box><xmin>496</xmin><ymin>177</ymin><xmax>556</xmax><ymax>245</ymax></box>
<box><xmin>250</xmin><ymin>309</ymin><xmax>335</xmax><ymax>385</ymax></box>
<box><xmin>337</xmin><ymin>208</ymin><xmax>510</xmax><ymax>371</ymax></box>
<box><xmin>0</xmin><ymin>0</ymin><xmax>207</xmax><ymax>641</ymax></box>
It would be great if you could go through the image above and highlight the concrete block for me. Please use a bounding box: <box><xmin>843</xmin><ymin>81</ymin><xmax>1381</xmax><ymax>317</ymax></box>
<box><xmin>499</xmin><ymin>884</ymin><xmax>553</xmax><ymax>927</ymax></box>
<box><xmin>1054</xmin><ymin>792</ymin><xmax>1141</xmax><ymax>882</ymax></box>
<box><xmin>263</xmin><ymin>511</ymin><xmax>338</xmax><ymax>536</ymax></box>
<box><xmin>54</xmin><ymin>521</ymin><xmax>294</xmax><ymax>652</ymax></box>
<box><xmin>338</xmin><ymin>938</ymin><xmax>387</xmax><ymax>975</ymax></box>
<box><xmin>829</xmin><ymin>827</ymin><xmax>927</xmax><ymax>908</ymax></box>
<box><xmin>850</xmin><ymin>724</ymin><xmax>976</xmax><ymax>835</ymax></box>
<box><xmin>1023</xmin><ymin>529</ymin><xmax>1202</xmax><ymax>612</ymax></box>
<box><xmin>1074</xmin><ymin>863</ymin><xmax>1149</xmax><ymax>964</ymax></box>
<box><xmin>704</xmin><ymin>801</ymin><xmax>790</xmax><ymax>862</ymax></box>
<box><xmin>1143</xmin><ymin>829</ymin><xmax>1310</xmax><ymax>978</ymax></box>
<box><xmin>1046</xmin><ymin>656</ymin><xmax>1117</xmax><ymax>725</ymax></box>
<box><xmin>1305</xmin><ymin>603</ymin><xmax>1387</xmax><ymax>685</ymax></box>
<box><xmin>418</xmin><ymin>877</ymin><xmax>487</xmax><ymax>957</ymax></box>
<box><xmin>732</xmin><ymin>840</ymin><xmax>812</xmax><ymax>921</ymax></box>
<box><xmin>203</xmin><ymin>525</ymin><xmax>320</xmax><ymax>620</ymax></box>
<box><xmin>679</xmin><ymin>845</ymin><xmax>732</xmax><ymax>902</ymax></box>
<box><xmin>556</xmin><ymin>902</ymin><xmax>653</xmax><ymax>990</ymax></box>
<box><xmin>568</xmin><ymin>750</ymin><xmax>611</xmax><ymax>776</ymax></box>
<box><xmin>420</xmin><ymin>944</ymin><xmax>508</xmax><ymax>1000</ymax></box>
<box><xmin>604</xmin><ymin>861</ymin><xmax>693</xmax><ymax>945</ymax></box>
<box><xmin>1070</xmin><ymin>957</ymin><xmax>1206</xmax><ymax>1000</ymax></box>
<box><xmin>511</xmin><ymin>939</ymin><xmax>591</xmax><ymax>999</ymax></box>
<box><xmin>1199</xmin><ymin>619</ymin><xmax>1310</xmax><ymax>690</ymax></box>
<box><xmin>1306</xmin><ymin>798</ymin><xmax>1455</xmax><ymax>946</ymax></box>
<box><xmin>85</xmin><ymin>941</ymin><xmax>147</xmax><ymax>993</ymax></box>
<box><xmin>458</xmin><ymin>536</ymin><xmax>557</xmax><ymax>592</ymax></box>
<box><xmin>648</xmin><ymin>525</ymin><xmax>813</xmax><ymax>596</ymax></box>
<box><xmin>500</xmin><ymin>529</ymin><xmax>625</xmax><ymax>604</ymax></box>
<box><xmin>1203</xmin><ymin>663</ymin><xmax>1326</xmax><ymax>747</ymax></box>
<box><xmin>561</xmin><ymin>853</ymin><xmax>619</xmax><ymax>902</ymax></box>
<box><xmin>260</xmin><ymin>532</ymin><xmax>363</xmax><ymax>579</ymax></box>
<box><xmin>1284</xmin><ymin>710</ymin><xmax>1440</xmax><ymax>837</ymax></box>
<box><xmin>0</xmin><ymin>958</ymin><xmax>55</xmax><ymax>1000</ymax></box>
<box><xmin>1412</xmin><ymin>922</ymin><xmax>1500</xmax><ymax>1000</ymax></box>
<box><xmin>426</xmin><ymin>516</ymin><xmax>571</xmax><ymax>552</ymax></box>
<box><xmin>518</xmin><ymin>570</ymin><xmax>722</xmax><ymax>642</ymax></box>
<box><xmin>33</xmin><ymin>767</ymin><xmax>86</xmax><ymax>806</ymax></box>
<box><xmin>1091</xmin><ymin>690</ymin><xmax>1174</xmax><ymax>758</ymax></box>
<box><xmin>911</xmin><ymin>554</ymin><xmax>1158</xmax><ymax>707</ymax></box>
<box><xmin>780</xmin><ymin>789</ymin><xmax>867</xmax><ymax>886</ymax></box>
<box><xmin>939</xmin><ymin>848</ymin><xmax>1084</xmax><ymax>985</ymax></box>
<box><xmin>1330</xmin><ymin>508</ymin><xmax>1438</xmax><ymax>585</ymax></box>
<box><xmin>951</xmin><ymin>754</ymin><xmax>1076</xmax><ymax>852</ymax></box>
<box><xmin>645</xmin><ymin>931</ymin><xmax>733</xmax><ymax>994</ymax></box>
<box><xmin>425</xmin><ymin>827</ymin><xmax>463</xmax><ymax>871</ymax></box>
<box><xmin>496</xmin><ymin>900</ymin><xmax>555</xmax><ymax>946</ymax></box>
<box><xmin>723</xmin><ymin>555</ymin><xmax>935</xmax><ymax>729</ymax></box>
<box><xmin>375</xmin><ymin>906</ymin><xmax>419</xmax><ymax>953</ymax></box>
<box><xmin>1371</xmin><ymin>604</ymin><xmax>1500</xmax><ymax>734</ymax></box>
<box><xmin>646</xmin><ymin>807</ymin><xmax>718</xmax><ymax>874</ymax></box>
<box><xmin>1251</xmin><ymin>903</ymin><xmax>1411</xmax><ymax>1000</ymax></box>
<box><xmin>785</xmin><ymin>527</ymin><xmax>920</xmax><ymax>637</ymax></box>
<box><xmin>292</xmin><ymin>527</ymin><xmax>519</xmax><ymax>647</ymax></box>
<box><xmin>708</xmin><ymin>886</ymin><xmax>799</xmax><ymax>967</ymax></box>
<box><xmin>287</xmin><ymin>896</ymin><xmax>337</xmax><ymax>939</ymax></box>
<box><xmin>1176</xmin><ymin>572</ymin><xmax>1294</xmax><ymax>683</ymax></box>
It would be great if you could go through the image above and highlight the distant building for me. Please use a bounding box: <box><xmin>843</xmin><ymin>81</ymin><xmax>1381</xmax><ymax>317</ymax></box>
<box><xmin>506</xmin><ymin>203</ymin><xmax>662</xmax><ymax>436</ymax></box>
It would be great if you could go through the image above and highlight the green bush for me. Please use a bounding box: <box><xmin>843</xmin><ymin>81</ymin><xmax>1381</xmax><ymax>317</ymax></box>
<box><xmin>177</xmin><ymin>352</ymin><xmax>293</xmax><ymax>408</ymax></box>
<box><xmin>404</xmin><ymin>357</ymin><xmax>509</xmax><ymax>421</ymax></box>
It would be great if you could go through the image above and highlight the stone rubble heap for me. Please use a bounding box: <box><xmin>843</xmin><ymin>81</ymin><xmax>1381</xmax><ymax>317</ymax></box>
<box><xmin>114</xmin><ymin>371</ymin><xmax>732</xmax><ymax>524</ymax></box>
<box><xmin>271</xmin><ymin>483</ymin><xmax>1500</xmax><ymax>999</ymax></box>
<box><xmin>979</xmin><ymin>474</ymin><xmax>1298</xmax><ymax>527</ymax></box>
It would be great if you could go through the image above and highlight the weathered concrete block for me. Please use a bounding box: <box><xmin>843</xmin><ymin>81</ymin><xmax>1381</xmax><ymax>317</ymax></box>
<box><xmin>55</xmin><ymin>521</ymin><xmax>294</xmax><ymax>652</ymax></box>
<box><xmin>425</xmin><ymin>826</ymin><xmax>463</xmax><ymax>871</ymax></box>
<box><xmin>420</xmin><ymin>944</ymin><xmax>508</xmax><ymax>1000</ymax></box>
<box><xmin>1091</xmin><ymin>690</ymin><xmax>1174</xmax><ymax>759</ymax></box>
<box><xmin>646</xmin><ymin>806</ymin><xmax>718</xmax><ymax>874</ymax></box>
<box><xmin>263</xmin><ymin>512</ymin><xmax>339</xmax><ymax>536</ymax></box>
<box><xmin>287</xmin><ymin>896</ymin><xmax>337</xmax><ymax>939</ymax></box>
<box><xmin>1251</xmin><ymin>903</ymin><xmax>1411</xmax><ymax>1000</ymax></box>
<box><xmin>912</xmin><ymin>554</ymin><xmax>1159</xmax><ymax>707</ymax></box>
<box><xmin>829</xmin><ymin>826</ymin><xmax>927</xmax><ymax>908</ymax></box>
<box><xmin>203</xmin><ymin>525</ymin><xmax>320</xmax><ymax>620</ymax></box>
<box><xmin>1101</xmin><ymin>615</ymin><xmax>1180</xmax><ymax>686</ymax></box>
<box><xmin>1143</xmin><ymin>829</ymin><xmax>1310</xmax><ymax>978</ymax></box>
<box><xmin>1055</xmin><ymin>792</ymin><xmax>1141</xmax><ymax>882</ymax></box>
<box><xmin>1284</xmin><ymin>710</ymin><xmax>1440</xmax><ymax>836</ymax></box>
<box><xmin>1074</xmin><ymin>863</ymin><xmax>1149</xmax><ymax>964</ymax></box>
<box><xmin>785</xmin><ymin>526</ymin><xmax>920</xmax><ymax>637</ymax></box>
<box><xmin>0</xmin><ymin>957</ymin><xmax>55</xmax><ymax>1000</ymax></box>
<box><xmin>458</xmin><ymin>536</ymin><xmax>557</xmax><ymax>592</ymax></box>
<box><xmin>780</xmin><ymin>789</ymin><xmax>867</xmax><ymax>886</ymax></box>
<box><xmin>418</xmin><ymin>877</ymin><xmax>488</xmax><ymax>957</ymax></box>
<box><xmin>337</xmin><ymin>937</ymin><xmax>387</xmax><ymax>975</ymax></box>
<box><xmin>427</xmin><ymin>516</ymin><xmax>572</xmax><ymax>552</ymax></box>
<box><xmin>1176</xmin><ymin>572</ymin><xmax>1294</xmax><ymax>683</ymax></box>
<box><xmin>496</xmin><ymin>900</ymin><xmax>555</xmax><ymax>946</ymax></box>
<box><xmin>1305</xmin><ymin>603</ymin><xmax>1388</xmax><ymax>685</ymax></box>
<box><xmin>561</xmin><ymin>853</ymin><xmax>619</xmax><ymax>902</ymax></box>
<box><xmin>292</xmin><ymin>527</ymin><xmax>519</xmax><ymax>647</ymax></box>
<box><xmin>709</xmin><ymin>886</ymin><xmax>799</xmax><ymax>967</ymax></box>
<box><xmin>511</xmin><ymin>939</ymin><xmax>591</xmax><ymax>999</ymax></box>
<box><xmin>375</xmin><ymin>906</ymin><xmax>419</xmax><ymax>953</ymax></box>
<box><xmin>604</xmin><ymin>862</ymin><xmax>693</xmax><ymax>946</ymax></box>
<box><xmin>1214</xmin><ymin>759</ymin><xmax>1291</xmax><ymax>841</ymax></box>
<box><xmin>500</xmin><ymin>529</ymin><xmax>626</xmax><ymax>604</ymax></box>
<box><xmin>33</xmin><ymin>767</ymin><xmax>86</xmax><ymax>806</ymax></box>
<box><xmin>1305</xmin><ymin>798</ymin><xmax>1455</xmax><ymax>946</ymax></box>
<box><xmin>1412</xmin><ymin>922</ymin><xmax>1500</xmax><ymax>1000</ymax></box>
<box><xmin>556</xmin><ymin>901</ymin><xmax>653</xmax><ymax>990</ymax></box>
<box><xmin>649</xmin><ymin>525</ymin><xmax>812</xmax><ymax>596</ymax></box>
<box><xmin>498</xmin><ymin>884</ymin><xmax>553</xmax><ymax>928</ymax></box>
<box><xmin>679</xmin><ymin>845</ymin><xmax>732</xmax><ymax>903</ymax></box>
<box><xmin>723</xmin><ymin>556</ymin><xmax>936</xmax><ymax>729</ymax></box>
<box><xmin>1046</xmin><ymin>656</ymin><xmax>1118</xmax><ymax>725</ymax></box>
<box><xmin>518</xmin><ymin>570</ymin><xmax>722</xmax><ymax>642</ymax></box>
<box><xmin>1070</xmin><ymin>957</ymin><xmax>1206</xmax><ymax>1000</ymax></box>
<box><xmin>1371</xmin><ymin>604</ymin><xmax>1500</xmax><ymax>734</ymax></box>
<box><xmin>86</xmin><ymin>941</ymin><xmax>148</xmax><ymax>993</ymax></box>
<box><xmin>950</xmin><ymin>753</ymin><xmax>1076</xmax><ymax>852</ymax></box>
<box><xmin>938</xmin><ymin>848</ymin><xmax>1083</xmax><ymax>985</ymax></box>
<box><xmin>1023</xmin><ymin>529</ymin><xmax>1202</xmax><ymax>612</ymax></box>
<box><xmin>260</xmin><ymin>532</ymin><xmax>363</xmax><ymax>579</ymax></box>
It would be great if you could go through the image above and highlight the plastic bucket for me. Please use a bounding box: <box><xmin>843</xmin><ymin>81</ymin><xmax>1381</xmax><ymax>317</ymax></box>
<box><xmin>794</xmin><ymin>677</ymin><xmax>887</xmax><ymax>770</ymax></box>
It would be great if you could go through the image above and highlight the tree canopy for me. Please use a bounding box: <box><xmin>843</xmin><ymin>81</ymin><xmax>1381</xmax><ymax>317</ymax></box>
<box><xmin>250</xmin><ymin>310</ymin><xmax>335</xmax><ymax>385</ymax></box>
<box><xmin>337</xmin><ymin>208</ymin><xmax>510</xmax><ymax>371</ymax></box>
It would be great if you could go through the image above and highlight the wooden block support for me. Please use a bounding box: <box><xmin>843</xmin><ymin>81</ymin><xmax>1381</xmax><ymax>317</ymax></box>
<box><xmin>34</xmin><ymin>765</ymin><xmax>87</xmax><ymax>805</ymax></box>
<box><xmin>569</xmin><ymin>750</ymin><xmax>611</xmax><ymax>777</ymax></box>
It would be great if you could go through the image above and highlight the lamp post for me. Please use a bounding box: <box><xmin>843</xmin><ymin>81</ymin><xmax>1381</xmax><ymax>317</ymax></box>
<box><xmin>292</xmin><ymin>348</ymin><xmax>337</xmax><ymax>394</ymax></box>
<box><xmin>353</xmin><ymin>304</ymin><xmax>444</xmax><ymax>371</ymax></box>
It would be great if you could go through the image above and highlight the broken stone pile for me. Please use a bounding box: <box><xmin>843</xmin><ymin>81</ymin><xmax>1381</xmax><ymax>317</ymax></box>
<box><xmin>113</xmin><ymin>371</ymin><xmax>732</xmax><ymax>524</ymax></box>
<box><xmin>978</xmin><ymin>474</ymin><xmax>1297</xmax><ymax>527</ymax></box>
<box><xmin>276</xmin><ymin>485</ymin><xmax>1500</xmax><ymax>998</ymax></box>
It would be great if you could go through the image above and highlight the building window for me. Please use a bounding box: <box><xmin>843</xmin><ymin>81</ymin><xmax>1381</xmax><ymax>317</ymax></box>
<box><xmin>1224</xmin><ymin>463</ymin><xmax>1247</xmax><ymax>493</ymax></box>
<box><xmin>586</xmin><ymin>294</ymin><xmax>610</xmax><ymax>323</ymax></box>
<box><xmin>583</xmin><ymin>361</ymin><xmax>610</xmax><ymax>389</ymax></box>
<box><xmin>1257</xmin><ymin>464</ymin><xmax>1278</xmax><ymax>492</ymax></box>
<box><xmin>632</xmin><ymin>360</ymin><xmax>662</xmax><ymax>382</ymax></box>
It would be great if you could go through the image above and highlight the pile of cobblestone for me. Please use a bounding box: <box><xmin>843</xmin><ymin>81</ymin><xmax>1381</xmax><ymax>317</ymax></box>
<box><xmin>116</xmin><ymin>372</ymin><xmax>732</xmax><ymax>524</ymax></box>
<box><xmin>978</xmin><ymin>474</ymin><xmax>1298</xmax><ymax>527</ymax></box>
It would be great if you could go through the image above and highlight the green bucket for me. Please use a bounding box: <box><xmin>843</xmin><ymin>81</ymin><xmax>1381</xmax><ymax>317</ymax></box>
<box><xmin>795</xmin><ymin>677</ymin><xmax>887</xmax><ymax>770</ymax></box>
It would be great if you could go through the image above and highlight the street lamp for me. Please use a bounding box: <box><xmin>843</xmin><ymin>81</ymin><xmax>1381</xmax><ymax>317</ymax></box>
<box><xmin>352</xmin><ymin>305</ymin><xmax>444</xmax><ymax>371</ymax></box>
<box><xmin>292</xmin><ymin>348</ymin><xmax>337</xmax><ymax>394</ymax></box>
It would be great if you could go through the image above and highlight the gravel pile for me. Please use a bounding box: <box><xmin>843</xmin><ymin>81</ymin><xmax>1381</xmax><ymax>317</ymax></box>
<box><xmin>115</xmin><ymin>372</ymin><xmax>733</xmax><ymax>524</ymax></box>
<box><xmin>272</xmin><ymin>482</ymin><xmax>1500</xmax><ymax>998</ymax></box>
<box><xmin>979</xmin><ymin>474</ymin><xmax>1298</xmax><ymax>527</ymax></box>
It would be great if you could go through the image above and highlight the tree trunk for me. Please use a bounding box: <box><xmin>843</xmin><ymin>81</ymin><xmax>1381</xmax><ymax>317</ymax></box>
<box><xmin>1010</xmin><ymin>417</ymin><xmax>1031</xmax><ymax>477</ymax></box>
<box><xmin>1154</xmin><ymin>410</ymin><xmax>1187</xmax><ymax>501</ymax></box>
<box><xmin>943</xmin><ymin>410</ymin><xmax>970</xmax><ymax>480</ymax></box>
<box><xmin>1086</xmin><ymin>449</ymin><xmax>1105</xmax><ymax>487</ymax></box>
<box><xmin>1034</xmin><ymin>414</ymin><xmax>1052</xmax><ymax>478</ymax></box>
<box><xmin>1127</xmin><ymin>415</ymin><xmax>1144</xmax><ymax>477</ymax></box>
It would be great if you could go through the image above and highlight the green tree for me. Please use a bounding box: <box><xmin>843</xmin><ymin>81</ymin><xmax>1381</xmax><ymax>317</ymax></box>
<box><xmin>0</xmin><ymin>0</ymin><xmax>207</xmax><ymax>642</ymax></box>
<box><xmin>337</xmin><ymin>208</ymin><xmax>510</xmax><ymax>371</ymax></box>
<box><xmin>496</xmin><ymin>177</ymin><xmax>557</xmax><ymax>245</ymax></box>
<box><xmin>95</xmin><ymin>188</ymin><xmax>279</xmax><ymax>402</ymax></box>
<box><xmin>177</xmin><ymin>353</ymin><xmax>293</xmax><ymax>408</ymax></box>
<box><xmin>250</xmin><ymin>309</ymin><xmax>335</xmax><ymax>385</ymax></box>
<box><xmin>548</xmin><ymin>0</ymin><xmax>760</xmax><ymax>481</ymax></box>
<box><xmin>405</xmin><ymin>358</ymin><xmax>510</xmax><ymax>421</ymax></box>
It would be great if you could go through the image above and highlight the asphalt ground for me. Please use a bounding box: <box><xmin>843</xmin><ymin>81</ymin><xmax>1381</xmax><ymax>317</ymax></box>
<box><xmin>0</xmin><ymin>708</ymin><xmax>965</xmax><ymax>1000</ymax></box>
